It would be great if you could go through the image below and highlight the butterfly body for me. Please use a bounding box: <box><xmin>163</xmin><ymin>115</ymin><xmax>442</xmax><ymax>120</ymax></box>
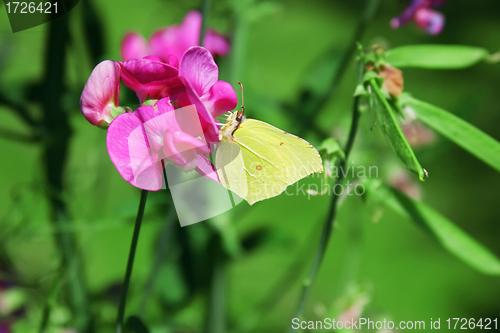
<box><xmin>215</xmin><ymin>111</ymin><xmax>323</xmax><ymax>205</ymax></box>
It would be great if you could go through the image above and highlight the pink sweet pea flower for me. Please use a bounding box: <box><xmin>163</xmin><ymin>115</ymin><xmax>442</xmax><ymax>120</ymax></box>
<box><xmin>391</xmin><ymin>0</ymin><xmax>447</xmax><ymax>35</ymax></box>
<box><xmin>80</xmin><ymin>60</ymin><xmax>121</xmax><ymax>127</ymax></box>
<box><xmin>107</xmin><ymin>98</ymin><xmax>217</xmax><ymax>191</ymax></box>
<box><xmin>121</xmin><ymin>32</ymin><xmax>149</xmax><ymax>62</ymax></box>
<box><xmin>175</xmin><ymin>46</ymin><xmax>238</xmax><ymax>143</ymax></box>
<box><xmin>120</xmin><ymin>57</ymin><xmax>184</xmax><ymax>104</ymax></box>
<box><xmin>121</xmin><ymin>11</ymin><xmax>230</xmax><ymax>63</ymax></box>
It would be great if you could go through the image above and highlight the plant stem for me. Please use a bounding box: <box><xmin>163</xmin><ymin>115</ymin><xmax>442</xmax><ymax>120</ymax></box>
<box><xmin>116</xmin><ymin>190</ymin><xmax>149</xmax><ymax>333</ymax></box>
<box><xmin>41</xmin><ymin>16</ymin><xmax>90</xmax><ymax>332</ymax></box>
<box><xmin>205</xmin><ymin>241</ymin><xmax>226</xmax><ymax>333</ymax></box>
<box><xmin>200</xmin><ymin>0</ymin><xmax>211</xmax><ymax>46</ymax></box>
<box><xmin>288</xmin><ymin>58</ymin><xmax>365</xmax><ymax>330</ymax></box>
<box><xmin>138</xmin><ymin>204</ymin><xmax>175</xmax><ymax>316</ymax></box>
<box><xmin>296</xmin><ymin>0</ymin><xmax>379</xmax><ymax>136</ymax></box>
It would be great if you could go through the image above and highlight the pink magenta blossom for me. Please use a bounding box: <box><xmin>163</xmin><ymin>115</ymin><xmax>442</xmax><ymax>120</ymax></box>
<box><xmin>120</xmin><ymin>57</ymin><xmax>184</xmax><ymax>104</ymax></box>
<box><xmin>83</xmin><ymin>46</ymin><xmax>236</xmax><ymax>190</ymax></box>
<box><xmin>107</xmin><ymin>98</ymin><xmax>218</xmax><ymax>191</ymax></box>
<box><xmin>391</xmin><ymin>0</ymin><xmax>447</xmax><ymax>35</ymax></box>
<box><xmin>80</xmin><ymin>60</ymin><xmax>121</xmax><ymax>127</ymax></box>
<box><xmin>121</xmin><ymin>11</ymin><xmax>230</xmax><ymax>63</ymax></box>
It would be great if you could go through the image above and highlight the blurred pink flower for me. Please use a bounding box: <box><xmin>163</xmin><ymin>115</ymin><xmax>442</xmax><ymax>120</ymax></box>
<box><xmin>121</xmin><ymin>11</ymin><xmax>230</xmax><ymax>64</ymax></box>
<box><xmin>80</xmin><ymin>60</ymin><xmax>121</xmax><ymax>127</ymax></box>
<box><xmin>120</xmin><ymin>57</ymin><xmax>184</xmax><ymax>104</ymax></box>
<box><xmin>389</xmin><ymin>169</ymin><xmax>422</xmax><ymax>199</ymax></box>
<box><xmin>391</xmin><ymin>0</ymin><xmax>447</xmax><ymax>35</ymax></box>
<box><xmin>107</xmin><ymin>98</ymin><xmax>217</xmax><ymax>191</ymax></box>
<box><xmin>401</xmin><ymin>120</ymin><xmax>435</xmax><ymax>148</ymax></box>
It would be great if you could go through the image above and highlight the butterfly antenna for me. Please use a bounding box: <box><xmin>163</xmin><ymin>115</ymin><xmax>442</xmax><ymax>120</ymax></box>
<box><xmin>237</xmin><ymin>81</ymin><xmax>245</xmax><ymax>121</ymax></box>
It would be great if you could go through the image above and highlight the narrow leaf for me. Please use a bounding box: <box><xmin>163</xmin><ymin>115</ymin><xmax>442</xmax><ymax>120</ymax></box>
<box><xmin>364</xmin><ymin>180</ymin><xmax>500</xmax><ymax>275</ymax></box>
<box><xmin>403</xmin><ymin>96</ymin><xmax>500</xmax><ymax>172</ymax></box>
<box><xmin>386</xmin><ymin>45</ymin><xmax>489</xmax><ymax>69</ymax></box>
<box><xmin>368</xmin><ymin>79</ymin><xmax>427</xmax><ymax>181</ymax></box>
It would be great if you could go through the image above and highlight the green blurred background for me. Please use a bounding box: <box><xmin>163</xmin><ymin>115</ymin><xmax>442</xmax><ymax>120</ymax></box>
<box><xmin>0</xmin><ymin>0</ymin><xmax>499</xmax><ymax>332</ymax></box>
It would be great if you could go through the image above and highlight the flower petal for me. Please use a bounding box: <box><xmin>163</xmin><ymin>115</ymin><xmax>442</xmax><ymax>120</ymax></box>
<box><xmin>149</xmin><ymin>11</ymin><xmax>201</xmax><ymax>63</ymax></box>
<box><xmin>163</xmin><ymin>130</ymin><xmax>210</xmax><ymax>170</ymax></box>
<box><xmin>414</xmin><ymin>7</ymin><xmax>445</xmax><ymax>35</ymax></box>
<box><xmin>80</xmin><ymin>60</ymin><xmax>121</xmax><ymax>126</ymax></box>
<box><xmin>179</xmin><ymin>46</ymin><xmax>218</xmax><ymax>97</ymax></box>
<box><xmin>201</xmin><ymin>81</ymin><xmax>238</xmax><ymax>118</ymax></box>
<box><xmin>107</xmin><ymin>112</ymin><xmax>164</xmax><ymax>191</ymax></box>
<box><xmin>390</xmin><ymin>0</ymin><xmax>426</xmax><ymax>28</ymax></box>
<box><xmin>203</xmin><ymin>29</ymin><xmax>230</xmax><ymax>57</ymax></box>
<box><xmin>121</xmin><ymin>32</ymin><xmax>150</xmax><ymax>61</ymax></box>
<box><xmin>121</xmin><ymin>58</ymin><xmax>183</xmax><ymax>103</ymax></box>
<box><xmin>196</xmin><ymin>154</ymin><xmax>221</xmax><ymax>184</ymax></box>
<box><xmin>179</xmin><ymin>76</ymin><xmax>219</xmax><ymax>143</ymax></box>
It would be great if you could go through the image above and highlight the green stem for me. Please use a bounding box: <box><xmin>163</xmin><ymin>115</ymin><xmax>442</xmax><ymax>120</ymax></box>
<box><xmin>205</xmin><ymin>242</ymin><xmax>226</xmax><ymax>333</ymax></box>
<box><xmin>41</xmin><ymin>16</ymin><xmax>90</xmax><ymax>332</ymax></box>
<box><xmin>288</xmin><ymin>58</ymin><xmax>365</xmax><ymax>330</ymax></box>
<box><xmin>138</xmin><ymin>205</ymin><xmax>175</xmax><ymax>316</ymax></box>
<box><xmin>200</xmin><ymin>0</ymin><xmax>211</xmax><ymax>46</ymax></box>
<box><xmin>116</xmin><ymin>190</ymin><xmax>149</xmax><ymax>333</ymax></box>
<box><xmin>296</xmin><ymin>0</ymin><xmax>379</xmax><ymax>136</ymax></box>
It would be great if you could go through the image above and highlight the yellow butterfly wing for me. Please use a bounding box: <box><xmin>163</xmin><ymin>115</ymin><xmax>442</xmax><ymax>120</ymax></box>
<box><xmin>216</xmin><ymin>118</ymin><xmax>323</xmax><ymax>205</ymax></box>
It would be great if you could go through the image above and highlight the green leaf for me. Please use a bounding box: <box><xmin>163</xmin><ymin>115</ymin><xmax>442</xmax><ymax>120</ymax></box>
<box><xmin>362</xmin><ymin>70</ymin><xmax>381</xmax><ymax>84</ymax></box>
<box><xmin>403</xmin><ymin>95</ymin><xmax>500</xmax><ymax>172</ymax></box>
<box><xmin>386</xmin><ymin>45</ymin><xmax>490</xmax><ymax>69</ymax></box>
<box><xmin>126</xmin><ymin>316</ymin><xmax>150</xmax><ymax>333</ymax></box>
<box><xmin>368</xmin><ymin>79</ymin><xmax>427</xmax><ymax>181</ymax></box>
<box><xmin>364</xmin><ymin>180</ymin><xmax>500</xmax><ymax>275</ymax></box>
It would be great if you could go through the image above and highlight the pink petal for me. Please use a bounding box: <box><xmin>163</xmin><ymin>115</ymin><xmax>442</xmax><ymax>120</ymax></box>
<box><xmin>203</xmin><ymin>29</ymin><xmax>230</xmax><ymax>57</ymax></box>
<box><xmin>134</xmin><ymin>99</ymin><xmax>178</xmax><ymax>156</ymax></box>
<box><xmin>107</xmin><ymin>111</ymin><xmax>164</xmax><ymax>191</ymax></box>
<box><xmin>179</xmin><ymin>76</ymin><xmax>219</xmax><ymax>143</ymax></box>
<box><xmin>80</xmin><ymin>60</ymin><xmax>121</xmax><ymax>126</ymax></box>
<box><xmin>121</xmin><ymin>32</ymin><xmax>150</xmax><ymax>61</ymax></box>
<box><xmin>201</xmin><ymin>81</ymin><xmax>238</xmax><ymax>118</ymax></box>
<box><xmin>173</xmin><ymin>103</ymin><xmax>209</xmax><ymax>140</ymax></box>
<box><xmin>121</xmin><ymin>58</ymin><xmax>183</xmax><ymax>103</ymax></box>
<box><xmin>196</xmin><ymin>154</ymin><xmax>221</xmax><ymax>184</ymax></box>
<box><xmin>167</xmin><ymin>54</ymin><xmax>179</xmax><ymax>68</ymax></box>
<box><xmin>163</xmin><ymin>130</ymin><xmax>210</xmax><ymax>170</ymax></box>
<box><xmin>179</xmin><ymin>46</ymin><xmax>218</xmax><ymax>97</ymax></box>
<box><xmin>414</xmin><ymin>7</ymin><xmax>445</xmax><ymax>35</ymax></box>
<box><xmin>177</xmin><ymin>10</ymin><xmax>203</xmax><ymax>50</ymax></box>
<box><xmin>143</xmin><ymin>55</ymin><xmax>162</xmax><ymax>62</ymax></box>
<box><xmin>149</xmin><ymin>11</ymin><xmax>201</xmax><ymax>63</ymax></box>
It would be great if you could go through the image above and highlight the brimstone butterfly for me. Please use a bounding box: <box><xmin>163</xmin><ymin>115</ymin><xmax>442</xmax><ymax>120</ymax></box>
<box><xmin>215</xmin><ymin>83</ymin><xmax>324</xmax><ymax>205</ymax></box>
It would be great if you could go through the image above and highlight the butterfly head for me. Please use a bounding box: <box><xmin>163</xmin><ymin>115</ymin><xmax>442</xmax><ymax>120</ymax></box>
<box><xmin>219</xmin><ymin>111</ymin><xmax>242</xmax><ymax>141</ymax></box>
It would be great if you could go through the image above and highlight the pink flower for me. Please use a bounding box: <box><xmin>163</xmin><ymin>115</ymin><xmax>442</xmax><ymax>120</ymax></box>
<box><xmin>389</xmin><ymin>169</ymin><xmax>422</xmax><ymax>199</ymax></box>
<box><xmin>80</xmin><ymin>60</ymin><xmax>121</xmax><ymax>127</ymax></box>
<box><xmin>391</xmin><ymin>0</ymin><xmax>447</xmax><ymax>35</ymax></box>
<box><xmin>402</xmin><ymin>120</ymin><xmax>435</xmax><ymax>148</ymax></box>
<box><xmin>175</xmin><ymin>46</ymin><xmax>238</xmax><ymax>143</ymax></box>
<box><xmin>121</xmin><ymin>11</ymin><xmax>230</xmax><ymax>63</ymax></box>
<box><xmin>107</xmin><ymin>98</ymin><xmax>218</xmax><ymax>191</ymax></box>
<box><xmin>119</xmin><ymin>47</ymin><xmax>237</xmax><ymax>143</ymax></box>
<box><xmin>120</xmin><ymin>57</ymin><xmax>184</xmax><ymax>104</ymax></box>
